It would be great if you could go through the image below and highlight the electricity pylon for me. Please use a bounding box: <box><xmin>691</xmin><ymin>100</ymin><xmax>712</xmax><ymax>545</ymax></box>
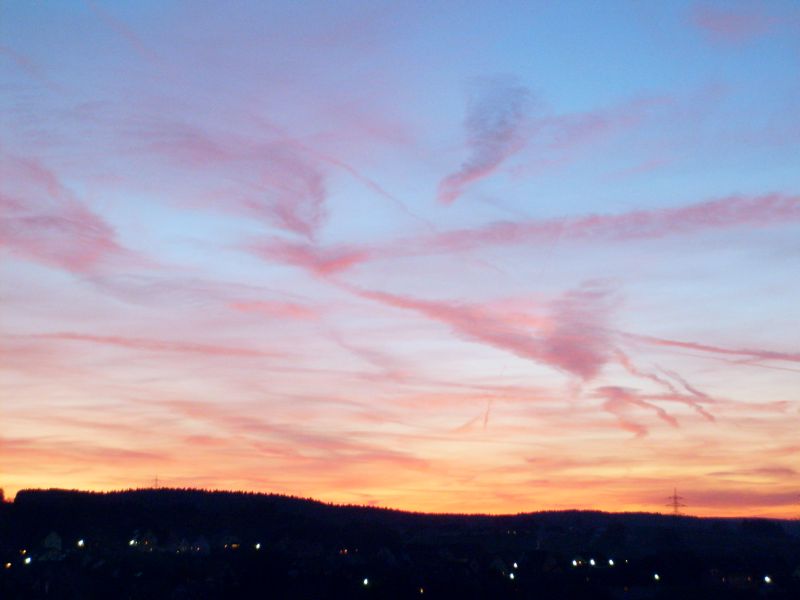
<box><xmin>666</xmin><ymin>488</ymin><xmax>686</xmax><ymax>515</ymax></box>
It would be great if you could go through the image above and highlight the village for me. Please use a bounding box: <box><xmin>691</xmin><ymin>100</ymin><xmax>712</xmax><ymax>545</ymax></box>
<box><xmin>2</xmin><ymin>489</ymin><xmax>798</xmax><ymax>598</ymax></box>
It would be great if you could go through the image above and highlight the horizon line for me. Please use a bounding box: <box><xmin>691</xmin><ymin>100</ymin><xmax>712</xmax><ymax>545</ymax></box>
<box><xmin>8</xmin><ymin>485</ymin><xmax>798</xmax><ymax>522</ymax></box>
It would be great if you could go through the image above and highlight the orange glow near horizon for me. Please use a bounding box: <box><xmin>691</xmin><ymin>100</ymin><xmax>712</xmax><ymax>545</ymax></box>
<box><xmin>3</xmin><ymin>394</ymin><xmax>799</xmax><ymax>518</ymax></box>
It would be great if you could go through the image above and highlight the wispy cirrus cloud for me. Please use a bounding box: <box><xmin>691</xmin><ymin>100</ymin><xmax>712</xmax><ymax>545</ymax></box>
<box><xmin>614</xmin><ymin>351</ymin><xmax>716</xmax><ymax>422</ymax></box>
<box><xmin>234</xmin><ymin>148</ymin><xmax>328</xmax><ymax>240</ymax></box>
<box><xmin>134</xmin><ymin>114</ymin><xmax>419</xmax><ymax>241</ymax></box>
<box><xmin>0</xmin><ymin>154</ymin><xmax>133</xmax><ymax>274</ymax></box>
<box><xmin>83</xmin><ymin>0</ymin><xmax>160</xmax><ymax>64</ymax></box>
<box><xmin>86</xmin><ymin>274</ymin><xmax>263</xmax><ymax>307</ymax></box>
<box><xmin>685</xmin><ymin>488</ymin><xmax>800</xmax><ymax>509</ymax></box>
<box><xmin>275</xmin><ymin>130</ymin><xmax>431</xmax><ymax>230</ymax></box>
<box><xmin>596</xmin><ymin>386</ymin><xmax>678</xmax><ymax>438</ymax></box>
<box><xmin>84</xmin><ymin>273</ymin><xmax>323</xmax><ymax>333</ymax></box>
<box><xmin>252</xmin><ymin>193</ymin><xmax>800</xmax><ymax>276</ymax></box>
<box><xmin>248</xmin><ymin>239</ymin><xmax>371</xmax><ymax>276</ymax></box>
<box><xmin>422</xmin><ymin>193</ymin><xmax>800</xmax><ymax>254</ymax></box>
<box><xmin>346</xmin><ymin>281</ymin><xmax>615</xmax><ymax>380</ymax></box>
<box><xmin>595</xmin><ymin>378</ymin><xmax>721</xmax><ymax>437</ymax></box>
<box><xmin>0</xmin><ymin>436</ymin><xmax>168</xmax><ymax>469</ymax></box>
<box><xmin>327</xmin><ymin>331</ymin><xmax>413</xmax><ymax>383</ymax></box>
<box><xmin>707</xmin><ymin>466</ymin><xmax>797</xmax><ymax>479</ymax></box>
<box><xmin>33</xmin><ymin>332</ymin><xmax>281</xmax><ymax>358</ymax></box>
<box><xmin>229</xmin><ymin>300</ymin><xmax>318</xmax><ymax>320</ymax></box>
<box><xmin>0</xmin><ymin>44</ymin><xmax>57</xmax><ymax>88</ymax></box>
<box><xmin>615</xmin><ymin>349</ymin><xmax>678</xmax><ymax>393</ymax></box>
<box><xmin>438</xmin><ymin>78</ymin><xmax>532</xmax><ymax>204</ymax></box>
<box><xmin>690</xmin><ymin>5</ymin><xmax>777</xmax><ymax>45</ymax></box>
<box><xmin>132</xmin><ymin>120</ymin><xmax>329</xmax><ymax>239</ymax></box>
<box><xmin>542</xmin><ymin>283</ymin><xmax>616</xmax><ymax>380</ymax></box>
<box><xmin>158</xmin><ymin>398</ymin><xmax>430</xmax><ymax>472</ymax></box>
<box><xmin>525</xmin><ymin>454</ymin><xmax>636</xmax><ymax>473</ymax></box>
<box><xmin>517</xmin><ymin>96</ymin><xmax>667</xmax><ymax>175</ymax></box>
<box><xmin>626</xmin><ymin>333</ymin><xmax>800</xmax><ymax>365</ymax></box>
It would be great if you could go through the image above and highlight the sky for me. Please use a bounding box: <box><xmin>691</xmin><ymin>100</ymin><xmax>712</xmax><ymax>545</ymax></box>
<box><xmin>1</xmin><ymin>1</ymin><xmax>799</xmax><ymax>518</ymax></box>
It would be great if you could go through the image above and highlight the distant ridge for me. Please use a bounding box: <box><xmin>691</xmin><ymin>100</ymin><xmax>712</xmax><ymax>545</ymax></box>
<box><xmin>10</xmin><ymin>487</ymin><xmax>796</xmax><ymax>521</ymax></box>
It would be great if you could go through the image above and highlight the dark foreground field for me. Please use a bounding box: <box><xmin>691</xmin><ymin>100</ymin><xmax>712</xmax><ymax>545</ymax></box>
<box><xmin>1</xmin><ymin>489</ymin><xmax>799</xmax><ymax>599</ymax></box>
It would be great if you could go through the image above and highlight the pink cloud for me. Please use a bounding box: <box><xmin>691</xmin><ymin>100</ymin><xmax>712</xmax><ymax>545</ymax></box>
<box><xmin>652</xmin><ymin>392</ymin><xmax>716</xmax><ymax>423</ymax></box>
<box><xmin>609</xmin><ymin>351</ymin><xmax>718</xmax><ymax>426</ymax></box>
<box><xmin>137</xmin><ymin>122</ymin><xmax>329</xmax><ymax>239</ymax></box>
<box><xmin>253</xmin><ymin>194</ymin><xmax>800</xmax><ymax>279</ymax></box>
<box><xmin>627</xmin><ymin>333</ymin><xmax>800</xmax><ymax>364</ymax></box>
<box><xmin>686</xmin><ymin>488</ymin><xmax>799</xmax><ymax>509</ymax></box>
<box><xmin>158</xmin><ymin>399</ymin><xmax>429</xmax><ymax>472</ymax></box>
<box><xmin>423</xmin><ymin>193</ymin><xmax>800</xmax><ymax>254</ymax></box>
<box><xmin>345</xmin><ymin>281</ymin><xmax>614</xmax><ymax>380</ymax></box>
<box><xmin>0</xmin><ymin>339</ymin><xmax>91</xmax><ymax>379</ymax></box>
<box><xmin>281</xmin><ymin>135</ymin><xmax>432</xmax><ymax>229</ymax></box>
<box><xmin>615</xmin><ymin>349</ymin><xmax>678</xmax><ymax>393</ymax></box>
<box><xmin>80</xmin><ymin>274</ymin><xmax>326</xmax><ymax>344</ymax></box>
<box><xmin>596</xmin><ymin>386</ymin><xmax>679</xmax><ymax>437</ymax></box>
<box><xmin>241</xmin><ymin>150</ymin><xmax>327</xmax><ymax>239</ymax></box>
<box><xmin>84</xmin><ymin>0</ymin><xmax>160</xmax><ymax>64</ymax></box>
<box><xmin>87</xmin><ymin>274</ymin><xmax>265</xmax><ymax>307</ymax></box>
<box><xmin>438</xmin><ymin>78</ymin><xmax>531</xmax><ymax>204</ymax></box>
<box><xmin>524</xmin><ymin>455</ymin><xmax>635</xmax><ymax>474</ymax></box>
<box><xmin>229</xmin><ymin>300</ymin><xmax>317</xmax><ymax>320</ymax></box>
<box><xmin>593</xmin><ymin>358</ymin><xmax>720</xmax><ymax>434</ymax></box>
<box><xmin>34</xmin><ymin>332</ymin><xmax>280</xmax><ymax>358</ymax></box>
<box><xmin>614</xmin><ymin>351</ymin><xmax>715</xmax><ymax>419</ymax></box>
<box><xmin>542</xmin><ymin>99</ymin><xmax>656</xmax><ymax>152</ymax></box>
<box><xmin>241</xmin><ymin>110</ymin><xmax>430</xmax><ymax>228</ymax></box>
<box><xmin>0</xmin><ymin>44</ymin><xmax>57</xmax><ymax>88</ymax></box>
<box><xmin>1</xmin><ymin>437</ymin><xmax>167</xmax><ymax>466</ymax></box>
<box><xmin>451</xmin><ymin>414</ymin><xmax>484</xmax><ymax>434</ymax></box>
<box><xmin>508</xmin><ymin>96</ymin><xmax>668</xmax><ymax>180</ymax></box>
<box><xmin>0</xmin><ymin>155</ymin><xmax>132</xmax><ymax>273</ymax></box>
<box><xmin>605</xmin><ymin>157</ymin><xmax>672</xmax><ymax>180</ymax></box>
<box><xmin>659</xmin><ymin>368</ymin><xmax>713</xmax><ymax>404</ymax></box>
<box><xmin>540</xmin><ymin>284</ymin><xmax>615</xmax><ymax>380</ymax></box>
<box><xmin>327</xmin><ymin>332</ymin><xmax>412</xmax><ymax>383</ymax></box>
<box><xmin>691</xmin><ymin>6</ymin><xmax>776</xmax><ymax>44</ymax></box>
<box><xmin>707</xmin><ymin>466</ymin><xmax>797</xmax><ymax>479</ymax></box>
<box><xmin>249</xmin><ymin>239</ymin><xmax>370</xmax><ymax>276</ymax></box>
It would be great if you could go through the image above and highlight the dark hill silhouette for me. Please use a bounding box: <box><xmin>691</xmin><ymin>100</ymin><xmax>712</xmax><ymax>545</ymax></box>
<box><xmin>1</xmin><ymin>488</ymin><xmax>799</xmax><ymax>599</ymax></box>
